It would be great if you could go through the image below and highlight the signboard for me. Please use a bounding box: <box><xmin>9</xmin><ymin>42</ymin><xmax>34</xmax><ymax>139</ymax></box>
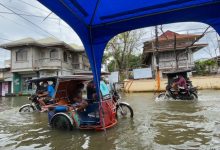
<box><xmin>2</xmin><ymin>82</ymin><xmax>8</xmax><ymax>96</ymax></box>
<box><xmin>109</xmin><ymin>72</ymin><xmax>119</xmax><ymax>83</ymax></box>
<box><xmin>133</xmin><ymin>68</ymin><xmax>152</xmax><ymax>79</ymax></box>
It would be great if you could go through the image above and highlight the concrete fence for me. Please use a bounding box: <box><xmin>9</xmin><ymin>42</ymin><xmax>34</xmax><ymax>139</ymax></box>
<box><xmin>124</xmin><ymin>76</ymin><xmax>220</xmax><ymax>92</ymax></box>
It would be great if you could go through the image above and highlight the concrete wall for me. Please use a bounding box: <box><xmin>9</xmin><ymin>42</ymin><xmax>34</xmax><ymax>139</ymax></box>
<box><xmin>11</xmin><ymin>47</ymin><xmax>33</xmax><ymax>71</ymax></box>
<box><xmin>124</xmin><ymin>76</ymin><xmax>220</xmax><ymax>92</ymax></box>
<box><xmin>11</xmin><ymin>46</ymin><xmax>88</xmax><ymax>73</ymax></box>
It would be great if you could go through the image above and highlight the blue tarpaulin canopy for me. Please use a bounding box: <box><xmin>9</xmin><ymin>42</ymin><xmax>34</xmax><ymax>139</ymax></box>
<box><xmin>38</xmin><ymin>0</ymin><xmax>220</xmax><ymax>97</ymax></box>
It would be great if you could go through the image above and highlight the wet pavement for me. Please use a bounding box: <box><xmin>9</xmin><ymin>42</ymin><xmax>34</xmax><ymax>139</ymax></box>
<box><xmin>0</xmin><ymin>90</ymin><xmax>220</xmax><ymax>149</ymax></box>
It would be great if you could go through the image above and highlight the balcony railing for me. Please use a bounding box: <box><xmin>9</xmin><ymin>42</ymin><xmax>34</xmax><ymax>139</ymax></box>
<box><xmin>34</xmin><ymin>58</ymin><xmax>61</xmax><ymax>69</ymax></box>
<box><xmin>34</xmin><ymin>58</ymin><xmax>85</xmax><ymax>70</ymax></box>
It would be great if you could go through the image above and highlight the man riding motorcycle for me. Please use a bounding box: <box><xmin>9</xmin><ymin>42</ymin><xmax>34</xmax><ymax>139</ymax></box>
<box><xmin>168</xmin><ymin>74</ymin><xmax>195</xmax><ymax>100</ymax></box>
<box><xmin>172</xmin><ymin>75</ymin><xmax>188</xmax><ymax>94</ymax></box>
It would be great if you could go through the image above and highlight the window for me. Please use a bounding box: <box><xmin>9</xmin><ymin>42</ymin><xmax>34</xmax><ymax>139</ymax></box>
<box><xmin>16</xmin><ymin>49</ymin><xmax>27</xmax><ymax>61</ymax></box>
<box><xmin>50</xmin><ymin>49</ymin><xmax>58</xmax><ymax>59</ymax></box>
<box><xmin>63</xmin><ymin>51</ymin><xmax>67</xmax><ymax>62</ymax></box>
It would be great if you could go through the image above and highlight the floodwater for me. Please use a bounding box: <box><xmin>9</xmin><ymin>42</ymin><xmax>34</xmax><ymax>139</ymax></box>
<box><xmin>0</xmin><ymin>90</ymin><xmax>220</xmax><ymax>149</ymax></box>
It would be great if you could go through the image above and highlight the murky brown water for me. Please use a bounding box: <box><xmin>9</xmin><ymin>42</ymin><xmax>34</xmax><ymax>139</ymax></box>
<box><xmin>0</xmin><ymin>90</ymin><xmax>220</xmax><ymax>149</ymax></box>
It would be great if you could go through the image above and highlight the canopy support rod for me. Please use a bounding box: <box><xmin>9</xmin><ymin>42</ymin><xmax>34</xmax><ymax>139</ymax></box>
<box><xmin>89</xmin><ymin>0</ymin><xmax>101</xmax><ymax>26</ymax></box>
<box><xmin>88</xmin><ymin>27</ymin><xmax>107</xmax><ymax>136</ymax></box>
<box><xmin>93</xmin><ymin>1</ymin><xmax>220</xmax><ymax>27</ymax></box>
<box><xmin>58</xmin><ymin>0</ymin><xmax>88</xmax><ymax>27</ymax></box>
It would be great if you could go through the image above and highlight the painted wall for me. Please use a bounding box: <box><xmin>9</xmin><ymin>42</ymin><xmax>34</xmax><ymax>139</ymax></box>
<box><xmin>124</xmin><ymin>76</ymin><xmax>220</xmax><ymax>92</ymax></box>
<box><xmin>13</xmin><ymin>73</ymin><xmax>21</xmax><ymax>93</ymax></box>
<box><xmin>11</xmin><ymin>47</ymin><xmax>33</xmax><ymax>72</ymax></box>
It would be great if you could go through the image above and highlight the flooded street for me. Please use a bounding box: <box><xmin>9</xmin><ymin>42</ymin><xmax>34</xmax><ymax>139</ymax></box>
<box><xmin>0</xmin><ymin>90</ymin><xmax>220</xmax><ymax>149</ymax></box>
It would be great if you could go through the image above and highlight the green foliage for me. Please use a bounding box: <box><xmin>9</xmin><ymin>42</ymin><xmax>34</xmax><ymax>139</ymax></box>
<box><xmin>106</xmin><ymin>54</ymin><xmax>142</xmax><ymax>72</ymax></box>
<box><xmin>195</xmin><ymin>59</ymin><xmax>217</xmax><ymax>75</ymax></box>
<box><xmin>103</xmin><ymin>30</ymin><xmax>145</xmax><ymax>80</ymax></box>
<box><xmin>108</xmin><ymin>60</ymin><xmax>118</xmax><ymax>72</ymax></box>
<box><xmin>127</xmin><ymin>54</ymin><xmax>142</xmax><ymax>69</ymax></box>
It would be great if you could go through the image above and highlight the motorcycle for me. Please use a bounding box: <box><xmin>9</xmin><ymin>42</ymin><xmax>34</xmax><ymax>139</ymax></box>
<box><xmin>111</xmin><ymin>83</ymin><xmax>134</xmax><ymax>118</ymax></box>
<box><xmin>19</xmin><ymin>94</ymin><xmax>42</xmax><ymax>112</ymax></box>
<box><xmin>158</xmin><ymin>83</ymin><xmax>198</xmax><ymax>100</ymax></box>
<box><xmin>186</xmin><ymin>80</ymin><xmax>198</xmax><ymax>94</ymax></box>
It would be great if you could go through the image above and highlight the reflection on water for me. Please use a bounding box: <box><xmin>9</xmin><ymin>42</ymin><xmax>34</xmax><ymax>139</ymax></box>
<box><xmin>0</xmin><ymin>90</ymin><xmax>220</xmax><ymax>149</ymax></box>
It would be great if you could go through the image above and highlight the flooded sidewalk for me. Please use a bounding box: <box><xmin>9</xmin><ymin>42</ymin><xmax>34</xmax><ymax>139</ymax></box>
<box><xmin>0</xmin><ymin>90</ymin><xmax>220</xmax><ymax>149</ymax></box>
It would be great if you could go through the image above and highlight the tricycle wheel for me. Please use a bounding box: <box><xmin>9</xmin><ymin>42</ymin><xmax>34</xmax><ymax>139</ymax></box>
<box><xmin>19</xmin><ymin>104</ymin><xmax>35</xmax><ymax>113</ymax></box>
<box><xmin>157</xmin><ymin>93</ymin><xmax>169</xmax><ymax>100</ymax></box>
<box><xmin>50</xmin><ymin>114</ymin><xmax>73</xmax><ymax>130</ymax></box>
<box><xmin>116</xmin><ymin>103</ymin><xmax>133</xmax><ymax>118</ymax></box>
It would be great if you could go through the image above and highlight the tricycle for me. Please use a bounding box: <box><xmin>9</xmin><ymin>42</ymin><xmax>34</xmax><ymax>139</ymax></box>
<box><xmin>19</xmin><ymin>76</ymin><xmax>57</xmax><ymax>112</ymax></box>
<box><xmin>47</xmin><ymin>75</ymin><xmax>134</xmax><ymax>130</ymax></box>
<box><xmin>157</xmin><ymin>69</ymin><xmax>198</xmax><ymax>100</ymax></box>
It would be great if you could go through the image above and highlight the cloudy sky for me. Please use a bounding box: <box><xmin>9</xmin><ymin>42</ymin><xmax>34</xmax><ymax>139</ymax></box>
<box><xmin>0</xmin><ymin>0</ymin><xmax>219</xmax><ymax>67</ymax></box>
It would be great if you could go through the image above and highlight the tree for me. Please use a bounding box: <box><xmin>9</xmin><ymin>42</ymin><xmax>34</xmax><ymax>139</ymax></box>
<box><xmin>105</xmin><ymin>30</ymin><xmax>145</xmax><ymax>80</ymax></box>
<box><xmin>195</xmin><ymin>59</ymin><xmax>217</xmax><ymax>75</ymax></box>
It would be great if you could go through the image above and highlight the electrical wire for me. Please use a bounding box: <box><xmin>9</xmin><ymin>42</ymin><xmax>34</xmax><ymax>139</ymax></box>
<box><xmin>0</xmin><ymin>2</ymin><xmax>57</xmax><ymax>38</ymax></box>
<box><xmin>0</xmin><ymin>3</ymin><xmax>73</xmax><ymax>30</ymax></box>
<box><xmin>0</xmin><ymin>11</ymin><xmax>58</xmax><ymax>20</ymax></box>
<box><xmin>16</xmin><ymin>0</ymin><xmax>50</xmax><ymax>13</ymax></box>
<box><xmin>0</xmin><ymin>13</ymin><xmax>53</xmax><ymax>38</ymax></box>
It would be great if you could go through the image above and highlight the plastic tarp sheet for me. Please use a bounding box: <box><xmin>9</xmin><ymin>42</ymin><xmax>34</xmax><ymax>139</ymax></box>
<box><xmin>38</xmin><ymin>0</ymin><xmax>220</xmax><ymax>99</ymax></box>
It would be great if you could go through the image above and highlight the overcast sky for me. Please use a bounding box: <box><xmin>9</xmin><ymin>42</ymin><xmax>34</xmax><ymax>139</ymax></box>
<box><xmin>0</xmin><ymin>0</ymin><xmax>219</xmax><ymax>67</ymax></box>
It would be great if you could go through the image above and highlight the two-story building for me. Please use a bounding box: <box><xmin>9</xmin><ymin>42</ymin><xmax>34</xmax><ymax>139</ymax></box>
<box><xmin>142</xmin><ymin>30</ymin><xmax>207</xmax><ymax>78</ymax></box>
<box><xmin>0</xmin><ymin>37</ymin><xmax>90</xmax><ymax>93</ymax></box>
<box><xmin>0</xmin><ymin>61</ymin><xmax>12</xmax><ymax>96</ymax></box>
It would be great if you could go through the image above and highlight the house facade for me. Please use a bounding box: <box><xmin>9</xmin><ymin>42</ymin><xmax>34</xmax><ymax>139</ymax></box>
<box><xmin>142</xmin><ymin>30</ymin><xmax>207</xmax><ymax>77</ymax></box>
<box><xmin>0</xmin><ymin>65</ymin><xmax>12</xmax><ymax>96</ymax></box>
<box><xmin>0</xmin><ymin>37</ymin><xmax>90</xmax><ymax>93</ymax></box>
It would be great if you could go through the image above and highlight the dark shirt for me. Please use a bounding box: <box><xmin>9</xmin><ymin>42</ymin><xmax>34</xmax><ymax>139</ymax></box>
<box><xmin>86</xmin><ymin>83</ymin><xmax>96</xmax><ymax>100</ymax></box>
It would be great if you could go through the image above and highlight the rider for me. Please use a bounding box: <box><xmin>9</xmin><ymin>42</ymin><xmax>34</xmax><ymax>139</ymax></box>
<box><xmin>38</xmin><ymin>81</ymin><xmax>55</xmax><ymax>108</ymax></box>
<box><xmin>172</xmin><ymin>75</ymin><xmax>187</xmax><ymax>95</ymax></box>
<box><xmin>86</xmin><ymin>80</ymin><xmax>97</xmax><ymax>100</ymax></box>
<box><xmin>70</xmin><ymin>83</ymin><xmax>88</xmax><ymax>111</ymax></box>
<box><xmin>176</xmin><ymin>75</ymin><xmax>187</xmax><ymax>89</ymax></box>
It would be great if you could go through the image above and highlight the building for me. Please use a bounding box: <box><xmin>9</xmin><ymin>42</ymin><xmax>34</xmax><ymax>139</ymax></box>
<box><xmin>0</xmin><ymin>60</ymin><xmax>12</xmax><ymax>96</ymax></box>
<box><xmin>0</xmin><ymin>37</ymin><xmax>90</xmax><ymax>93</ymax></box>
<box><xmin>142</xmin><ymin>30</ymin><xmax>207</xmax><ymax>77</ymax></box>
<box><xmin>204</xmin><ymin>56</ymin><xmax>220</xmax><ymax>74</ymax></box>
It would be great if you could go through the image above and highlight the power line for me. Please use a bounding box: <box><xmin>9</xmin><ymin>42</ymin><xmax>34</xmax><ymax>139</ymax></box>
<box><xmin>0</xmin><ymin>2</ymin><xmax>57</xmax><ymax>38</ymax></box>
<box><xmin>17</xmin><ymin>0</ymin><xmax>50</xmax><ymax>13</ymax></box>
<box><xmin>2</xmin><ymin>1</ymin><xmax>76</xmax><ymax>31</ymax></box>
<box><xmin>0</xmin><ymin>13</ymin><xmax>54</xmax><ymax>38</ymax></box>
<box><xmin>0</xmin><ymin>11</ymin><xmax>58</xmax><ymax>20</ymax></box>
<box><xmin>5</xmin><ymin>4</ymin><xmax>42</xmax><ymax>16</ymax></box>
<box><xmin>0</xmin><ymin>4</ymin><xmax>73</xmax><ymax>29</ymax></box>
<box><xmin>41</xmin><ymin>12</ymin><xmax>53</xmax><ymax>22</ymax></box>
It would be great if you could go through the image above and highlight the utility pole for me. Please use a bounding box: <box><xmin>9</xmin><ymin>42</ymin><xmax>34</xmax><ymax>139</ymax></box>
<box><xmin>155</xmin><ymin>26</ymin><xmax>160</xmax><ymax>91</ymax></box>
<box><xmin>174</xmin><ymin>34</ymin><xmax>178</xmax><ymax>69</ymax></box>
